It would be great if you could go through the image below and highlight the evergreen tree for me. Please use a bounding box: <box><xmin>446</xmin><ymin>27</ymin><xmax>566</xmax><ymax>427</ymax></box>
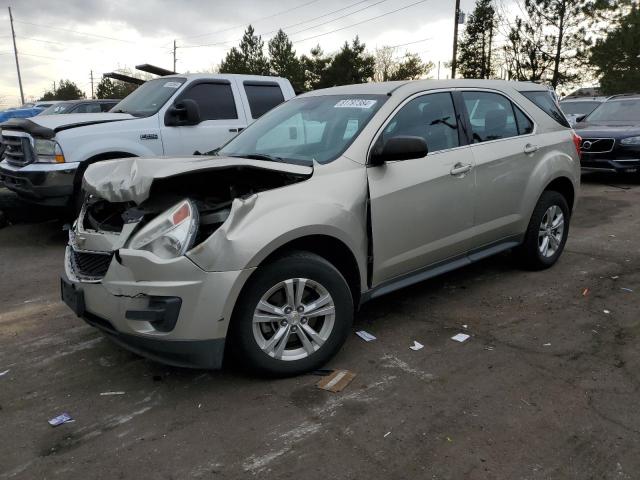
<box><xmin>318</xmin><ymin>37</ymin><xmax>375</xmax><ymax>88</ymax></box>
<box><xmin>95</xmin><ymin>77</ymin><xmax>138</xmax><ymax>99</ymax></box>
<box><xmin>389</xmin><ymin>53</ymin><xmax>433</xmax><ymax>80</ymax></box>
<box><xmin>268</xmin><ymin>30</ymin><xmax>304</xmax><ymax>92</ymax></box>
<box><xmin>300</xmin><ymin>45</ymin><xmax>330</xmax><ymax>91</ymax></box>
<box><xmin>457</xmin><ymin>0</ymin><xmax>497</xmax><ymax>79</ymax></box>
<box><xmin>590</xmin><ymin>4</ymin><xmax>640</xmax><ymax>94</ymax></box>
<box><xmin>219</xmin><ymin>25</ymin><xmax>270</xmax><ymax>75</ymax></box>
<box><xmin>40</xmin><ymin>79</ymin><xmax>84</xmax><ymax>101</ymax></box>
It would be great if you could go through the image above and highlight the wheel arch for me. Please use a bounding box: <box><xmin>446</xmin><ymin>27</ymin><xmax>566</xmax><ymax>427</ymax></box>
<box><xmin>73</xmin><ymin>151</ymin><xmax>138</xmax><ymax>192</ymax></box>
<box><xmin>543</xmin><ymin>176</ymin><xmax>576</xmax><ymax>213</ymax></box>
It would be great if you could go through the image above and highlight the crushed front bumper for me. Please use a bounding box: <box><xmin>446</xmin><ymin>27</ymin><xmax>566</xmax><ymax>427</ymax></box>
<box><xmin>0</xmin><ymin>160</ymin><xmax>79</xmax><ymax>206</ymax></box>
<box><xmin>62</xmin><ymin>246</ymin><xmax>254</xmax><ymax>369</ymax></box>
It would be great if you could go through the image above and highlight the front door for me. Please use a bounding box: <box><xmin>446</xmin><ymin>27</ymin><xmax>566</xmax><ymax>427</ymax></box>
<box><xmin>367</xmin><ymin>91</ymin><xmax>476</xmax><ymax>285</ymax></box>
<box><xmin>161</xmin><ymin>80</ymin><xmax>247</xmax><ymax>156</ymax></box>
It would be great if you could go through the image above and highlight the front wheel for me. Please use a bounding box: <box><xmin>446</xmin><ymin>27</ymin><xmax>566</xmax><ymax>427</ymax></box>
<box><xmin>515</xmin><ymin>191</ymin><xmax>570</xmax><ymax>270</ymax></box>
<box><xmin>229</xmin><ymin>251</ymin><xmax>353</xmax><ymax>376</ymax></box>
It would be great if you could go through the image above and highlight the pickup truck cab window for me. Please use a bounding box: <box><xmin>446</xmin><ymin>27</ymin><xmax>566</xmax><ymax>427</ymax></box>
<box><xmin>179</xmin><ymin>82</ymin><xmax>238</xmax><ymax>120</ymax></box>
<box><xmin>111</xmin><ymin>77</ymin><xmax>187</xmax><ymax>117</ymax></box>
<box><xmin>244</xmin><ymin>82</ymin><xmax>285</xmax><ymax>119</ymax></box>
<box><xmin>219</xmin><ymin>94</ymin><xmax>387</xmax><ymax>165</ymax></box>
<box><xmin>381</xmin><ymin>92</ymin><xmax>460</xmax><ymax>153</ymax></box>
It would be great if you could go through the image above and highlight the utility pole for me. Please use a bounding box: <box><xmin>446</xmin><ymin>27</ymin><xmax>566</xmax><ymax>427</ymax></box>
<box><xmin>173</xmin><ymin>40</ymin><xmax>177</xmax><ymax>72</ymax></box>
<box><xmin>437</xmin><ymin>61</ymin><xmax>441</xmax><ymax>80</ymax></box>
<box><xmin>451</xmin><ymin>0</ymin><xmax>461</xmax><ymax>79</ymax></box>
<box><xmin>8</xmin><ymin>7</ymin><xmax>24</xmax><ymax>105</ymax></box>
<box><xmin>90</xmin><ymin>70</ymin><xmax>94</xmax><ymax>99</ymax></box>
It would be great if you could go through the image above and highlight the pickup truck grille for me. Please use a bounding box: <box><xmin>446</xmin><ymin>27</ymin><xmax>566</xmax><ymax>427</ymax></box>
<box><xmin>580</xmin><ymin>138</ymin><xmax>615</xmax><ymax>154</ymax></box>
<box><xmin>1</xmin><ymin>133</ymin><xmax>35</xmax><ymax>166</ymax></box>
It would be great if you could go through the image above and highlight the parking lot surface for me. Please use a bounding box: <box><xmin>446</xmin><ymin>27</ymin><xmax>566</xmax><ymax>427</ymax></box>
<box><xmin>1</xmin><ymin>175</ymin><xmax>639</xmax><ymax>479</ymax></box>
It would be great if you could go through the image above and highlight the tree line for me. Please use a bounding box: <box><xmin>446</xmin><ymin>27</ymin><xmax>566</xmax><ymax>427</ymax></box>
<box><xmin>457</xmin><ymin>0</ymin><xmax>639</xmax><ymax>94</ymax></box>
<box><xmin>38</xmin><ymin>0</ymin><xmax>638</xmax><ymax>101</ymax></box>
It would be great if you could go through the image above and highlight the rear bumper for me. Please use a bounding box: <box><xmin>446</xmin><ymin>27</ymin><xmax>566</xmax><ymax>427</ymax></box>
<box><xmin>0</xmin><ymin>160</ymin><xmax>78</xmax><ymax>206</ymax></box>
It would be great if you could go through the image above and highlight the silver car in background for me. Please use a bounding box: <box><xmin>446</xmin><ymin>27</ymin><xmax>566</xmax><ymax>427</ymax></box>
<box><xmin>61</xmin><ymin>80</ymin><xmax>581</xmax><ymax>376</ymax></box>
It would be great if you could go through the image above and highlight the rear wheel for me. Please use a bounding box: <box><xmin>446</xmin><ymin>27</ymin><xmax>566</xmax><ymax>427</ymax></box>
<box><xmin>515</xmin><ymin>191</ymin><xmax>570</xmax><ymax>270</ymax></box>
<box><xmin>229</xmin><ymin>251</ymin><xmax>353</xmax><ymax>376</ymax></box>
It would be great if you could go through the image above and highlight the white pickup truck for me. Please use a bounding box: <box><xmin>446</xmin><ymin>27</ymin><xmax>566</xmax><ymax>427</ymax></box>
<box><xmin>0</xmin><ymin>74</ymin><xmax>295</xmax><ymax>208</ymax></box>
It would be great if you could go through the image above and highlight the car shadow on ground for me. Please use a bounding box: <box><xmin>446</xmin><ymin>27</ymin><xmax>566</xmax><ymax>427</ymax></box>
<box><xmin>0</xmin><ymin>187</ymin><xmax>66</xmax><ymax>226</ymax></box>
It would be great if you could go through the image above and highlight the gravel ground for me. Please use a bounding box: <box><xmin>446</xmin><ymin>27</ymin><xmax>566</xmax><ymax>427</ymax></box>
<box><xmin>0</xmin><ymin>174</ymin><xmax>639</xmax><ymax>479</ymax></box>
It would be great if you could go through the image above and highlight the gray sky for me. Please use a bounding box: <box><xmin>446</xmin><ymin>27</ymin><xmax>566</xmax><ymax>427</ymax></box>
<box><xmin>0</xmin><ymin>0</ymin><xmax>497</xmax><ymax>105</ymax></box>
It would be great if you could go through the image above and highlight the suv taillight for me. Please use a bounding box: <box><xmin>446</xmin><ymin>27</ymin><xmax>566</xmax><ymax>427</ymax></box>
<box><xmin>572</xmin><ymin>132</ymin><xmax>582</xmax><ymax>160</ymax></box>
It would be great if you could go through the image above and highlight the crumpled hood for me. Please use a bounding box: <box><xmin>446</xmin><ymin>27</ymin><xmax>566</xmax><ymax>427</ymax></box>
<box><xmin>575</xmin><ymin>121</ymin><xmax>640</xmax><ymax>138</ymax></box>
<box><xmin>83</xmin><ymin>156</ymin><xmax>314</xmax><ymax>204</ymax></box>
<box><xmin>30</xmin><ymin>112</ymin><xmax>133</xmax><ymax>130</ymax></box>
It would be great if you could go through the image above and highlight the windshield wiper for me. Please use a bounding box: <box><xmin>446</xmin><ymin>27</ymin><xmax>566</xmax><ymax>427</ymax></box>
<box><xmin>111</xmin><ymin>108</ymin><xmax>128</xmax><ymax>114</ymax></box>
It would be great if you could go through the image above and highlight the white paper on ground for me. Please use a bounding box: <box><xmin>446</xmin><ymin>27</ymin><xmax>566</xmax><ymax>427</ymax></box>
<box><xmin>355</xmin><ymin>330</ymin><xmax>377</xmax><ymax>342</ymax></box>
<box><xmin>0</xmin><ymin>369</ymin><xmax>9</xmax><ymax>377</ymax></box>
<box><xmin>409</xmin><ymin>341</ymin><xmax>424</xmax><ymax>351</ymax></box>
<box><xmin>451</xmin><ymin>333</ymin><xmax>470</xmax><ymax>343</ymax></box>
<box><xmin>100</xmin><ymin>391</ymin><xmax>125</xmax><ymax>396</ymax></box>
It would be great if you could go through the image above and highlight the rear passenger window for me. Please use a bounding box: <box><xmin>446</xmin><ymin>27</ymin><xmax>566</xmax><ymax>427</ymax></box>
<box><xmin>462</xmin><ymin>92</ymin><xmax>520</xmax><ymax>143</ymax></box>
<box><xmin>244</xmin><ymin>83</ymin><xmax>285</xmax><ymax>119</ymax></box>
<box><xmin>181</xmin><ymin>82</ymin><xmax>238</xmax><ymax>120</ymax></box>
<box><xmin>382</xmin><ymin>92</ymin><xmax>460</xmax><ymax>153</ymax></box>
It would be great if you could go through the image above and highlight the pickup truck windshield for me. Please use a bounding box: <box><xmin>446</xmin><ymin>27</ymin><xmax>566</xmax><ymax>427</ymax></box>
<box><xmin>219</xmin><ymin>94</ymin><xmax>387</xmax><ymax>165</ymax></box>
<box><xmin>110</xmin><ymin>77</ymin><xmax>186</xmax><ymax>117</ymax></box>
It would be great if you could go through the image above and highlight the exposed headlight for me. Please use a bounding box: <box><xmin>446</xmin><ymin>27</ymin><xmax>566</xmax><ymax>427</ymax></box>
<box><xmin>128</xmin><ymin>199</ymin><xmax>199</xmax><ymax>259</ymax></box>
<box><xmin>34</xmin><ymin>138</ymin><xmax>65</xmax><ymax>163</ymax></box>
<box><xmin>620</xmin><ymin>136</ymin><xmax>640</xmax><ymax>146</ymax></box>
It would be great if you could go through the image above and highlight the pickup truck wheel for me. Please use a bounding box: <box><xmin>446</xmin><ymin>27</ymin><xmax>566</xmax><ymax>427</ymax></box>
<box><xmin>230</xmin><ymin>251</ymin><xmax>353</xmax><ymax>376</ymax></box>
<box><xmin>515</xmin><ymin>191</ymin><xmax>570</xmax><ymax>270</ymax></box>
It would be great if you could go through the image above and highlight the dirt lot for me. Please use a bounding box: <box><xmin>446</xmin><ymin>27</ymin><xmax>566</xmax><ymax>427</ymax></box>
<box><xmin>1</xmin><ymin>175</ymin><xmax>639</xmax><ymax>480</ymax></box>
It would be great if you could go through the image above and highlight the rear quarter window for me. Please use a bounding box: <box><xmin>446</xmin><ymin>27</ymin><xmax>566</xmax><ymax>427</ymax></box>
<box><xmin>521</xmin><ymin>91</ymin><xmax>570</xmax><ymax>128</ymax></box>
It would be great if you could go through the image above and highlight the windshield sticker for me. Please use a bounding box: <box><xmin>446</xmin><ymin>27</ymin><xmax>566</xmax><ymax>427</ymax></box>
<box><xmin>163</xmin><ymin>82</ymin><xmax>182</xmax><ymax>88</ymax></box>
<box><xmin>334</xmin><ymin>99</ymin><xmax>377</xmax><ymax>109</ymax></box>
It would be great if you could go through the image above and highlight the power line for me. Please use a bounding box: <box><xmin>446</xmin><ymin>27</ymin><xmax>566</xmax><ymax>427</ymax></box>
<box><xmin>182</xmin><ymin>0</ymin><xmax>390</xmax><ymax>49</ymax></box>
<box><xmin>291</xmin><ymin>0</ymin><xmax>431</xmax><ymax>44</ymax></box>
<box><xmin>13</xmin><ymin>20</ymin><xmax>144</xmax><ymax>44</ymax></box>
<box><xmin>180</xmin><ymin>0</ymin><xmax>323</xmax><ymax>40</ymax></box>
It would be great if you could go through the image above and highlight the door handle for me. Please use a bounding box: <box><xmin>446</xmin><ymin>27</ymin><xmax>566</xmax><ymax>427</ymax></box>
<box><xmin>229</xmin><ymin>128</ymin><xmax>238</xmax><ymax>133</ymax></box>
<box><xmin>450</xmin><ymin>163</ymin><xmax>473</xmax><ymax>176</ymax></box>
<box><xmin>524</xmin><ymin>143</ymin><xmax>539</xmax><ymax>154</ymax></box>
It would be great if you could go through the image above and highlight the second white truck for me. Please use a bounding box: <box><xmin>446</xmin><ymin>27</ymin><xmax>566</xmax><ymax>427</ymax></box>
<box><xmin>0</xmin><ymin>73</ymin><xmax>295</xmax><ymax>208</ymax></box>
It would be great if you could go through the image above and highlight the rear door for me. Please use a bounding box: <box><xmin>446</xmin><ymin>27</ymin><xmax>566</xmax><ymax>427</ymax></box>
<box><xmin>367</xmin><ymin>91</ymin><xmax>476</xmax><ymax>285</ymax></box>
<box><xmin>161</xmin><ymin>80</ymin><xmax>247</xmax><ymax>155</ymax></box>
<box><xmin>459</xmin><ymin>90</ymin><xmax>538</xmax><ymax>248</ymax></box>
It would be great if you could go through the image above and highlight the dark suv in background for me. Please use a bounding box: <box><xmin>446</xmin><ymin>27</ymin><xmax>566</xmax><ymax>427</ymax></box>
<box><xmin>39</xmin><ymin>99</ymin><xmax>119</xmax><ymax>115</ymax></box>
<box><xmin>574</xmin><ymin>94</ymin><xmax>640</xmax><ymax>174</ymax></box>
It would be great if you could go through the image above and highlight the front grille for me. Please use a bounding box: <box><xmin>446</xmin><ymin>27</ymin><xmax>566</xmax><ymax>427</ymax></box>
<box><xmin>581</xmin><ymin>138</ymin><xmax>615</xmax><ymax>154</ymax></box>
<box><xmin>1</xmin><ymin>133</ymin><xmax>35</xmax><ymax>166</ymax></box>
<box><xmin>69</xmin><ymin>248</ymin><xmax>113</xmax><ymax>279</ymax></box>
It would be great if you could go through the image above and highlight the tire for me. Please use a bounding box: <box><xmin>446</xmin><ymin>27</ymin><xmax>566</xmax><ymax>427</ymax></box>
<box><xmin>229</xmin><ymin>251</ymin><xmax>354</xmax><ymax>376</ymax></box>
<box><xmin>515</xmin><ymin>190</ymin><xmax>570</xmax><ymax>270</ymax></box>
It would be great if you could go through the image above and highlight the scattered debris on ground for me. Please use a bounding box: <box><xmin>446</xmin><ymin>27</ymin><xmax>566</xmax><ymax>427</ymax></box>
<box><xmin>451</xmin><ymin>333</ymin><xmax>470</xmax><ymax>343</ymax></box>
<box><xmin>48</xmin><ymin>413</ymin><xmax>74</xmax><ymax>427</ymax></box>
<box><xmin>409</xmin><ymin>341</ymin><xmax>424</xmax><ymax>351</ymax></box>
<box><xmin>355</xmin><ymin>330</ymin><xmax>376</xmax><ymax>342</ymax></box>
<box><xmin>316</xmin><ymin>369</ymin><xmax>356</xmax><ymax>393</ymax></box>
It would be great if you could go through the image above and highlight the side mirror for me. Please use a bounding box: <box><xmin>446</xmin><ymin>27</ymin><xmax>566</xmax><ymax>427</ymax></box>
<box><xmin>165</xmin><ymin>99</ymin><xmax>201</xmax><ymax>126</ymax></box>
<box><xmin>369</xmin><ymin>136</ymin><xmax>428</xmax><ymax>166</ymax></box>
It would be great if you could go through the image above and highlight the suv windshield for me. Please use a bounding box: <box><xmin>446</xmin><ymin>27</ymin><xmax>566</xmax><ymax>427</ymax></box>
<box><xmin>218</xmin><ymin>94</ymin><xmax>387</xmax><ymax>165</ymax></box>
<box><xmin>110</xmin><ymin>77</ymin><xmax>186</xmax><ymax>117</ymax></box>
<box><xmin>41</xmin><ymin>103</ymin><xmax>73</xmax><ymax>115</ymax></box>
<box><xmin>586</xmin><ymin>99</ymin><xmax>640</xmax><ymax>123</ymax></box>
<box><xmin>560</xmin><ymin>101</ymin><xmax>601</xmax><ymax>116</ymax></box>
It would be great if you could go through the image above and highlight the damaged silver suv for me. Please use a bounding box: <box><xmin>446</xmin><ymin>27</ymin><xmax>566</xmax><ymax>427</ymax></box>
<box><xmin>61</xmin><ymin>80</ymin><xmax>581</xmax><ymax>375</ymax></box>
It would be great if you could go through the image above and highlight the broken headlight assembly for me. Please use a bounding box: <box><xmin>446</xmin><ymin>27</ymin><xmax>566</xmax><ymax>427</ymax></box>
<box><xmin>128</xmin><ymin>199</ymin><xmax>199</xmax><ymax>259</ymax></box>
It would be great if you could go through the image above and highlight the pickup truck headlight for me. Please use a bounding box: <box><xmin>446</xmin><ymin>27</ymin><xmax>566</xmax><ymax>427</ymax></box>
<box><xmin>34</xmin><ymin>139</ymin><xmax>65</xmax><ymax>163</ymax></box>
<box><xmin>128</xmin><ymin>199</ymin><xmax>199</xmax><ymax>259</ymax></box>
<box><xmin>620</xmin><ymin>136</ymin><xmax>640</xmax><ymax>146</ymax></box>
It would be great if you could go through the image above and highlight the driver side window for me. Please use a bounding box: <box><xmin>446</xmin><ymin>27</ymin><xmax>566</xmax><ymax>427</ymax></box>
<box><xmin>383</xmin><ymin>92</ymin><xmax>460</xmax><ymax>154</ymax></box>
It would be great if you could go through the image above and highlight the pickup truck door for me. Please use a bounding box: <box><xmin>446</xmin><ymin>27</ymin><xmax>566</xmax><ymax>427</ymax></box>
<box><xmin>160</xmin><ymin>80</ymin><xmax>247</xmax><ymax>155</ymax></box>
<box><xmin>367</xmin><ymin>91</ymin><xmax>476</xmax><ymax>286</ymax></box>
